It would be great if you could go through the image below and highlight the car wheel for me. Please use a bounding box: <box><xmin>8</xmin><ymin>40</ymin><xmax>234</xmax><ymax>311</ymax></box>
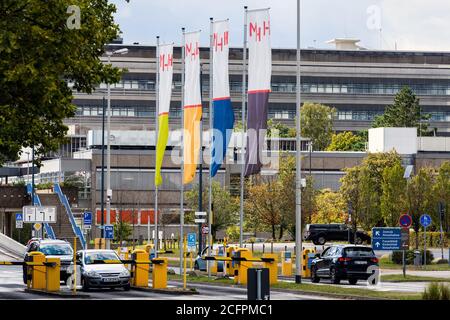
<box><xmin>123</xmin><ymin>284</ymin><xmax>131</xmax><ymax>291</ymax></box>
<box><xmin>311</xmin><ymin>266</ymin><xmax>320</xmax><ymax>283</ymax></box>
<box><xmin>22</xmin><ymin>269</ymin><xmax>27</xmax><ymax>285</ymax></box>
<box><xmin>348</xmin><ymin>278</ymin><xmax>358</xmax><ymax>285</ymax></box>
<box><xmin>317</xmin><ymin>236</ymin><xmax>326</xmax><ymax>245</ymax></box>
<box><xmin>81</xmin><ymin>277</ymin><xmax>90</xmax><ymax>292</ymax></box>
<box><xmin>194</xmin><ymin>261</ymin><xmax>199</xmax><ymax>270</ymax></box>
<box><xmin>330</xmin><ymin>268</ymin><xmax>340</xmax><ymax>284</ymax></box>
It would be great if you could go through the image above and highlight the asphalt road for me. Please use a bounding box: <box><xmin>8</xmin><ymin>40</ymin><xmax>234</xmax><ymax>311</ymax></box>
<box><xmin>237</xmin><ymin>242</ymin><xmax>449</xmax><ymax>260</ymax></box>
<box><xmin>0</xmin><ymin>266</ymin><xmax>332</xmax><ymax>300</ymax></box>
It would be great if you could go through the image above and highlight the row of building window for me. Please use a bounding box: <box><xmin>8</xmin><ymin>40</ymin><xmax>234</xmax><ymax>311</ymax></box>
<box><xmin>69</xmin><ymin>80</ymin><xmax>450</xmax><ymax>96</ymax></box>
<box><xmin>75</xmin><ymin>105</ymin><xmax>450</xmax><ymax>122</ymax></box>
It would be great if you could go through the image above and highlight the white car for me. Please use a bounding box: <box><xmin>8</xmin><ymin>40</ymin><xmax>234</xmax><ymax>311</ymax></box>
<box><xmin>76</xmin><ymin>249</ymin><xmax>131</xmax><ymax>291</ymax></box>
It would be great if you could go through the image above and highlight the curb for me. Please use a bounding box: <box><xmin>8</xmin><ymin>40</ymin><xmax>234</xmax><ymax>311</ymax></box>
<box><xmin>24</xmin><ymin>289</ymin><xmax>91</xmax><ymax>298</ymax></box>
<box><xmin>131</xmin><ymin>286</ymin><xmax>199</xmax><ymax>295</ymax></box>
<box><xmin>169</xmin><ymin>279</ymin><xmax>390</xmax><ymax>300</ymax></box>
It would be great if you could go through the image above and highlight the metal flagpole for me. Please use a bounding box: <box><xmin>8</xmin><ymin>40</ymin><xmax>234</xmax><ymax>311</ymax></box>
<box><xmin>239</xmin><ymin>6</ymin><xmax>248</xmax><ymax>248</ymax></box>
<box><xmin>208</xmin><ymin>17</ymin><xmax>214</xmax><ymax>278</ymax></box>
<box><xmin>106</xmin><ymin>54</ymin><xmax>112</xmax><ymax>250</ymax></box>
<box><xmin>295</xmin><ymin>0</ymin><xmax>303</xmax><ymax>284</ymax></box>
<box><xmin>155</xmin><ymin>36</ymin><xmax>160</xmax><ymax>257</ymax></box>
<box><xmin>180</xmin><ymin>28</ymin><xmax>186</xmax><ymax>274</ymax></box>
<box><xmin>198</xmin><ymin>66</ymin><xmax>204</xmax><ymax>256</ymax></box>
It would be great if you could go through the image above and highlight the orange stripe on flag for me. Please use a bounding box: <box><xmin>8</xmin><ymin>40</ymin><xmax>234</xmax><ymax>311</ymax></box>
<box><xmin>183</xmin><ymin>105</ymin><xmax>202</xmax><ymax>184</ymax></box>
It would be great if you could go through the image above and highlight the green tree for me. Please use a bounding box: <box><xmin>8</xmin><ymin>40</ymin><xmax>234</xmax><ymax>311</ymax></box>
<box><xmin>185</xmin><ymin>181</ymin><xmax>239</xmax><ymax>240</ymax></box>
<box><xmin>0</xmin><ymin>1</ymin><xmax>122</xmax><ymax>164</ymax></box>
<box><xmin>407</xmin><ymin>167</ymin><xmax>436</xmax><ymax>248</ymax></box>
<box><xmin>326</xmin><ymin>131</ymin><xmax>366</xmax><ymax>151</ymax></box>
<box><xmin>380</xmin><ymin>163</ymin><xmax>407</xmax><ymax>226</ymax></box>
<box><xmin>312</xmin><ymin>189</ymin><xmax>346</xmax><ymax>224</ymax></box>
<box><xmin>340</xmin><ymin>151</ymin><xmax>402</xmax><ymax>231</ymax></box>
<box><xmin>267</xmin><ymin>119</ymin><xmax>296</xmax><ymax>138</ymax></box>
<box><xmin>433</xmin><ymin>161</ymin><xmax>450</xmax><ymax>232</ymax></box>
<box><xmin>300</xmin><ymin>102</ymin><xmax>336</xmax><ymax>151</ymax></box>
<box><xmin>373</xmin><ymin>86</ymin><xmax>430</xmax><ymax>135</ymax></box>
<box><xmin>114</xmin><ymin>221</ymin><xmax>132</xmax><ymax>243</ymax></box>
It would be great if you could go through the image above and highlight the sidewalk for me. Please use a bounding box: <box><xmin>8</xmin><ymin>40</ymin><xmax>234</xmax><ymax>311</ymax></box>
<box><xmin>381</xmin><ymin>269</ymin><xmax>450</xmax><ymax>279</ymax></box>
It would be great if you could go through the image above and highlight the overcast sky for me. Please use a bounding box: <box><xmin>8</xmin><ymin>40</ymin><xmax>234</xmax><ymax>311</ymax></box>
<box><xmin>110</xmin><ymin>0</ymin><xmax>450</xmax><ymax>51</ymax></box>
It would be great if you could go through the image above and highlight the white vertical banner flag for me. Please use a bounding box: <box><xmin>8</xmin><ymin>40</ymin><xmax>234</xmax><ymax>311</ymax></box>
<box><xmin>247</xmin><ymin>8</ymin><xmax>272</xmax><ymax>93</ymax></box>
<box><xmin>155</xmin><ymin>43</ymin><xmax>174</xmax><ymax>186</ymax></box>
<box><xmin>245</xmin><ymin>8</ymin><xmax>272</xmax><ymax>176</ymax></box>
<box><xmin>183</xmin><ymin>31</ymin><xmax>202</xmax><ymax>184</ymax></box>
<box><xmin>158</xmin><ymin>44</ymin><xmax>174</xmax><ymax>116</ymax></box>
<box><xmin>211</xmin><ymin>19</ymin><xmax>234</xmax><ymax>177</ymax></box>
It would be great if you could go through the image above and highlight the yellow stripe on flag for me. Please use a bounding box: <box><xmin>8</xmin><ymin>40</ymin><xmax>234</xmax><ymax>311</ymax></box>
<box><xmin>183</xmin><ymin>105</ymin><xmax>202</xmax><ymax>184</ymax></box>
<box><xmin>155</xmin><ymin>114</ymin><xmax>169</xmax><ymax>186</ymax></box>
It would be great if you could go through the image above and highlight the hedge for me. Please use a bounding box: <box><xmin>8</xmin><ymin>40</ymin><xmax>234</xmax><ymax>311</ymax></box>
<box><xmin>391</xmin><ymin>250</ymin><xmax>434</xmax><ymax>265</ymax></box>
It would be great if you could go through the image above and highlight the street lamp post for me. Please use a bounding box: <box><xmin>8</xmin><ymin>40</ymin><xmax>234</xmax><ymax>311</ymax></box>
<box><xmin>105</xmin><ymin>48</ymin><xmax>128</xmax><ymax>249</ymax></box>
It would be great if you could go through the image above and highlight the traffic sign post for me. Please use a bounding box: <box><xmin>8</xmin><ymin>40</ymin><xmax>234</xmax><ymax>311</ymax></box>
<box><xmin>15</xmin><ymin>213</ymin><xmax>23</xmax><ymax>229</ymax></box>
<box><xmin>372</xmin><ymin>227</ymin><xmax>406</xmax><ymax>250</ymax></box>
<box><xmin>420</xmin><ymin>214</ymin><xmax>432</xmax><ymax>268</ymax></box>
<box><xmin>104</xmin><ymin>225</ymin><xmax>114</xmax><ymax>240</ymax></box>
<box><xmin>23</xmin><ymin>206</ymin><xmax>57</xmax><ymax>223</ymax></box>
<box><xmin>83</xmin><ymin>211</ymin><xmax>92</xmax><ymax>230</ymax></box>
<box><xmin>399</xmin><ymin>214</ymin><xmax>412</xmax><ymax>228</ymax></box>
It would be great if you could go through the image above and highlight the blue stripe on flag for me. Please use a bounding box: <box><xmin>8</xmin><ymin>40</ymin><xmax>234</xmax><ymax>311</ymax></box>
<box><xmin>211</xmin><ymin>98</ymin><xmax>234</xmax><ymax>177</ymax></box>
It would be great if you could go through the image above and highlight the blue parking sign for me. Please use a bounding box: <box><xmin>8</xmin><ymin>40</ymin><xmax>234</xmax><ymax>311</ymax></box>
<box><xmin>83</xmin><ymin>211</ymin><xmax>92</xmax><ymax>225</ymax></box>
<box><xmin>187</xmin><ymin>233</ymin><xmax>196</xmax><ymax>248</ymax></box>
<box><xmin>15</xmin><ymin>213</ymin><xmax>23</xmax><ymax>221</ymax></box>
<box><xmin>105</xmin><ymin>225</ymin><xmax>114</xmax><ymax>239</ymax></box>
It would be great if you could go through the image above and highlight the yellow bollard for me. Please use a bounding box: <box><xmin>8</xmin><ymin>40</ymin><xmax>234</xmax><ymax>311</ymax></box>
<box><xmin>94</xmin><ymin>238</ymin><xmax>106</xmax><ymax>249</ymax></box>
<box><xmin>301</xmin><ymin>248</ymin><xmax>316</xmax><ymax>278</ymax></box>
<box><xmin>225</xmin><ymin>246</ymin><xmax>235</xmax><ymax>276</ymax></box>
<box><xmin>234</xmin><ymin>248</ymin><xmax>252</xmax><ymax>285</ymax></box>
<box><xmin>281</xmin><ymin>251</ymin><xmax>293</xmax><ymax>276</ymax></box>
<box><xmin>45</xmin><ymin>257</ymin><xmax>60</xmax><ymax>292</ymax></box>
<box><xmin>29</xmin><ymin>251</ymin><xmax>46</xmax><ymax>290</ymax></box>
<box><xmin>132</xmin><ymin>249</ymin><xmax>149</xmax><ymax>287</ymax></box>
<box><xmin>262</xmin><ymin>253</ymin><xmax>278</xmax><ymax>285</ymax></box>
<box><xmin>152</xmin><ymin>257</ymin><xmax>168</xmax><ymax>289</ymax></box>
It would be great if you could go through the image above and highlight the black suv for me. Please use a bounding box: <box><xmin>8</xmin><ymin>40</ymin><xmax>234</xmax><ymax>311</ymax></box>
<box><xmin>310</xmin><ymin>245</ymin><xmax>379</xmax><ymax>285</ymax></box>
<box><xmin>303</xmin><ymin>224</ymin><xmax>371</xmax><ymax>245</ymax></box>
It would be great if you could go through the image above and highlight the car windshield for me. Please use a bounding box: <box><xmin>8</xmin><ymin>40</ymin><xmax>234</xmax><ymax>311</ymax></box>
<box><xmin>39</xmin><ymin>244</ymin><xmax>73</xmax><ymax>256</ymax></box>
<box><xmin>344</xmin><ymin>247</ymin><xmax>374</xmax><ymax>258</ymax></box>
<box><xmin>84</xmin><ymin>252</ymin><xmax>120</xmax><ymax>265</ymax></box>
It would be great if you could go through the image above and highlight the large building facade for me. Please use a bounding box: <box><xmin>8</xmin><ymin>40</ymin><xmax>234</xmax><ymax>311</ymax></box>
<box><xmin>2</xmin><ymin>42</ymin><xmax>450</xmax><ymax>239</ymax></box>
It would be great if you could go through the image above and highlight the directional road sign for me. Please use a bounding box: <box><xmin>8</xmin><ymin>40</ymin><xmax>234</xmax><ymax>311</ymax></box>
<box><xmin>399</xmin><ymin>214</ymin><xmax>412</xmax><ymax>228</ymax></box>
<box><xmin>420</xmin><ymin>214</ymin><xmax>432</xmax><ymax>228</ymax></box>
<box><xmin>194</xmin><ymin>219</ymin><xmax>206</xmax><ymax>224</ymax></box>
<box><xmin>104</xmin><ymin>225</ymin><xmax>114</xmax><ymax>240</ymax></box>
<box><xmin>23</xmin><ymin>206</ymin><xmax>57</xmax><ymax>223</ymax></box>
<box><xmin>372</xmin><ymin>227</ymin><xmax>407</xmax><ymax>250</ymax></box>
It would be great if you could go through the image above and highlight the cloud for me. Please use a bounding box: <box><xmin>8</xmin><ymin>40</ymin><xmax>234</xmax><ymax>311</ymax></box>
<box><xmin>109</xmin><ymin>0</ymin><xmax>450</xmax><ymax>51</ymax></box>
<box><xmin>380</xmin><ymin>0</ymin><xmax>450</xmax><ymax>51</ymax></box>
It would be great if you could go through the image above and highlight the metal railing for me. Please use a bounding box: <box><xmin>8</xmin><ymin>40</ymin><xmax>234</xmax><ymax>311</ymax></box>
<box><xmin>53</xmin><ymin>183</ymin><xmax>86</xmax><ymax>249</ymax></box>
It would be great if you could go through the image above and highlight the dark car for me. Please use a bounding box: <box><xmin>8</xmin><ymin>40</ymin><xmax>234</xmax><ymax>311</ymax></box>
<box><xmin>303</xmin><ymin>224</ymin><xmax>371</xmax><ymax>245</ymax></box>
<box><xmin>23</xmin><ymin>239</ymin><xmax>74</xmax><ymax>284</ymax></box>
<box><xmin>310</xmin><ymin>245</ymin><xmax>379</xmax><ymax>285</ymax></box>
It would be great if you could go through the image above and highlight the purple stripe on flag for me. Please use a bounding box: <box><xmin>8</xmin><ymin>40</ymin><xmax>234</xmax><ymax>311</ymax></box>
<box><xmin>244</xmin><ymin>91</ymin><xmax>269</xmax><ymax>176</ymax></box>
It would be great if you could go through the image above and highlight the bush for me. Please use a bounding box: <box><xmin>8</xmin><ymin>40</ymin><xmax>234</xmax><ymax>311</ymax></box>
<box><xmin>226</xmin><ymin>225</ymin><xmax>240</xmax><ymax>241</ymax></box>
<box><xmin>422</xmin><ymin>283</ymin><xmax>450</xmax><ymax>300</ymax></box>
<box><xmin>410</xmin><ymin>231</ymin><xmax>448</xmax><ymax>248</ymax></box>
<box><xmin>391</xmin><ymin>250</ymin><xmax>434</xmax><ymax>265</ymax></box>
